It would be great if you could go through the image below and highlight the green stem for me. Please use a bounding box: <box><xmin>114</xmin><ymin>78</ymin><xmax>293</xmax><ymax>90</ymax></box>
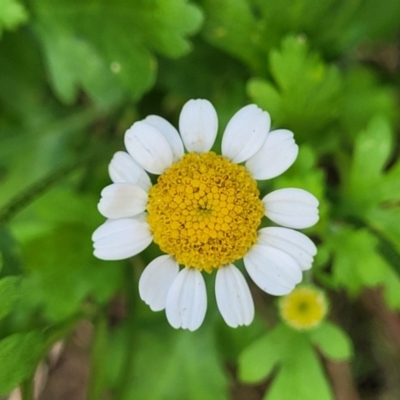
<box><xmin>0</xmin><ymin>162</ymin><xmax>78</xmax><ymax>226</ymax></box>
<box><xmin>0</xmin><ymin>141</ymin><xmax>111</xmax><ymax>226</ymax></box>
<box><xmin>20</xmin><ymin>378</ymin><xmax>34</xmax><ymax>400</ymax></box>
<box><xmin>88</xmin><ymin>310</ymin><xmax>109</xmax><ymax>400</ymax></box>
<box><xmin>115</xmin><ymin>263</ymin><xmax>139</xmax><ymax>400</ymax></box>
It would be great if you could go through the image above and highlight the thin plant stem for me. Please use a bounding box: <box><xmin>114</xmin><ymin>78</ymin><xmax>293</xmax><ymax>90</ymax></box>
<box><xmin>0</xmin><ymin>162</ymin><xmax>78</xmax><ymax>226</ymax></box>
<box><xmin>88</xmin><ymin>310</ymin><xmax>109</xmax><ymax>400</ymax></box>
<box><xmin>0</xmin><ymin>142</ymin><xmax>111</xmax><ymax>226</ymax></box>
<box><xmin>20</xmin><ymin>378</ymin><xmax>34</xmax><ymax>400</ymax></box>
<box><xmin>115</xmin><ymin>263</ymin><xmax>139</xmax><ymax>400</ymax></box>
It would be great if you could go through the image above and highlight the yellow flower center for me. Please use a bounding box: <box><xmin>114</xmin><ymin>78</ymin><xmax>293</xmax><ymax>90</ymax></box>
<box><xmin>279</xmin><ymin>286</ymin><xmax>328</xmax><ymax>330</ymax></box>
<box><xmin>147</xmin><ymin>152</ymin><xmax>264</xmax><ymax>272</ymax></box>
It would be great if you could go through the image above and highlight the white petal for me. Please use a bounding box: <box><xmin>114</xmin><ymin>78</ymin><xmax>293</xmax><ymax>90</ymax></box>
<box><xmin>215</xmin><ymin>264</ymin><xmax>254</xmax><ymax>328</ymax></box>
<box><xmin>124</xmin><ymin>121</ymin><xmax>173</xmax><ymax>174</ymax></box>
<box><xmin>143</xmin><ymin>115</ymin><xmax>184</xmax><ymax>162</ymax></box>
<box><xmin>166</xmin><ymin>268</ymin><xmax>207</xmax><ymax>331</ymax></box>
<box><xmin>179</xmin><ymin>99</ymin><xmax>218</xmax><ymax>153</ymax></box>
<box><xmin>246</xmin><ymin>129</ymin><xmax>298</xmax><ymax>180</ymax></box>
<box><xmin>222</xmin><ymin>104</ymin><xmax>271</xmax><ymax>163</ymax></box>
<box><xmin>243</xmin><ymin>244</ymin><xmax>302</xmax><ymax>295</ymax></box>
<box><xmin>263</xmin><ymin>188</ymin><xmax>319</xmax><ymax>229</ymax></box>
<box><xmin>97</xmin><ymin>183</ymin><xmax>148</xmax><ymax>219</ymax></box>
<box><xmin>139</xmin><ymin>255</ymin><xmax>179</xmax><ymax>311</ymax></box>
<box><xmin>108</xmin><ymin>151</ymin><xmax>151</xmax><ymax>190</ymax></box>
<box><xmin>92</xmin><ymin>218</ymin><xmax>152</xmax><ymax>260</ymax></box>
<box><xmin>258</xmin><ymin>227</ymin><xmax>317</xmax><ymax>271</ymax></box>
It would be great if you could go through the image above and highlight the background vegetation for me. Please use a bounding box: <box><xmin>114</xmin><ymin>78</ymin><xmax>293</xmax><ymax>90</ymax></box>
<box><xmin>1</xmin><ymin>0</ymin><xmax>400</xmax><ymax>399</ymax></box>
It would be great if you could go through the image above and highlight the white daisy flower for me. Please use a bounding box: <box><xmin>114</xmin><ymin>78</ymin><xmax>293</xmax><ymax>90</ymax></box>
<box><xmin>92</xmin><ymin>99</ymin><xmax>319</xmax><ymax>331</ymax></box>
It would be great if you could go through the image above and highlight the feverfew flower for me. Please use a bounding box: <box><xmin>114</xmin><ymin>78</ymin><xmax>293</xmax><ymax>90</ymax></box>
<box><xmin>279</xmin><ymin>285</ymin><xmax>328</xmax><ymax>330</ymax></box>
<box><xmin>92</xmin><ymin>99</ymin><xmax>319</xmax><ymax>331</ymax></box>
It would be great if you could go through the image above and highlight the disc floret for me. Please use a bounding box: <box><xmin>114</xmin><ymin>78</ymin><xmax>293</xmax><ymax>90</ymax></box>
<box><xmin>147</xmin><ymin>152</ymin><xmax>264</xmax><ymax>272</ymax></box>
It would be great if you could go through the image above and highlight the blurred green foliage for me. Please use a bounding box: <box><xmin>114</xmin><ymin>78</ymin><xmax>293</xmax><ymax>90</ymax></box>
<box><xmin>239</xmin><ymin>321</ymin><xmax>352</xmax><ymax>400</ymax></box>
<box><xmin>0</xmin><ymin>0</ymin><xmax>400</xmax><ymax>399</ymax></box>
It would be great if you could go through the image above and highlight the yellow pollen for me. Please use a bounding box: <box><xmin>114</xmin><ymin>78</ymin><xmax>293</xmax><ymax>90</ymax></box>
<box><xmin>279</xmin><ymin>286</ymin><xmax>328</xmax><ymax>330</ymax></box>
<box><xmin>147</xmin><ymin>152</ymin><xmax>264</xmax><ymax>272</ymax></box>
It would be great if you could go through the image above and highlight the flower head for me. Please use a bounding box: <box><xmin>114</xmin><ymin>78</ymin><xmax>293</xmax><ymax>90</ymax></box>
<box><xmin>279</xmin><ymin>285</ymin><xmax>328</xmax><ymax>330</ymax></box>
<box><xmin>92</xmin><ymin>99</ymin><xmax>319</xmax><ymax>331</ymax></box>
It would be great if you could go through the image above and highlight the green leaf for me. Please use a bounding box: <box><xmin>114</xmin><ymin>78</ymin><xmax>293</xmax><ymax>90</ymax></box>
<box><xmin>329</xmin><ymin>227</ymin><xmax>400</xmax><ymax>309</ymax></box>
<box><xmin>31</xmin><ymin>0</ymin><xmax>202</xmax><ymax>105</ymax></box>
<box><xmin>247</xmin><ymin>36</ymin><xmax>341</xmax><ymax>142</ymax></box>
<box><xmin>340</xmin><ymin>68</ymin><xmax>396</xmax><ymax>136</ymax></box>
<box><xmin>0</xmin><ymin>0</ymin><xmax>28</xmax><ymax>37</ymax></box>
<box><xmin>350</xmin><ymin>0</ymin><xmax>400</xmax><ymax>41</ymax></box>
<box><xmin>342</xmin><ymin>116</ymin><xmax>400</xmax><ymax>219</ymax></box>
<box><xmin>34</xmin><ymin>22</ymin><xmax>124</xmax><ymax>108</ymax></box>
<box><xmin>340</xmin><ymin>115</ymin><xmax>400</xmax><ymax>290</ymax></box>
<box><xmin>202</xmin><ymin>0</ymin><xmax>400</xmax><ymax>68</ymax></box>
<box><xmin>21</xmin><ymin>221</ymin><xmax>124</xmax><ymax>321</ymax></box>
<box><xmin>215</xmin><ymin>313</ymin><xmax>267</xmax><ymax>363</ymax></box>
<box><xmin>201</xmin><ymin>0</ymin><xmax>262</xmax><ymax>70</ymax></box>
<box><xmin>238</xmin><ymin>324</ymin><xmax>291</xmax><ymax>383</ymax></box>
<box><xmin>0</xmin><ymin>331</ymin><xmax>45</xmax><ymax>395</ymax></box>
<box><xmin>266</xmin><ymin>334</ymin><xmax>334</xmax><ymax>400</ymax></box>
<box><xmin>381</xmin><ymin>267</ymin><xmax>400</xmax><ymax>309</ymax></box>
<box><xmin>330</xmin><ymin>228</ymin><xmax>389</xmax><ymax>293</ymax></box>
<box><xmin>0</xmin><ymin>29</ymin><xmax>48</xmax><ymax>125</ymax></box>
<box><xmin>309</xmin><ymin>321</ymin><xmax>353</xmax><ymax>361</ymax></box>
<box><xmin>351</xmin><ymin>117</ymin><xmax>392</xmax><ymax>181</ymax></box>
<box><xmin>240</xmin><ymin>324</ymin><xmax>334</xmax><ymax>400</ymax></box>
<box><xmin>347</xmin><ymin>116</ymin><xmax>392</xmax><ymax>204</ymax></box>
<box><xmin>0</xmin><ymin>276</ymin><xmax>20</xmax><ymax>320</ymax></box>
<box><xmin>0</xmin><ymin>228</ymin><xmax>23</xmax><ymax>277</ymax></box>
<box><xmin>368</xmin><ymin>208</ymin><xmax>400</xmax><ymax>256</ymax></box>
<box><xmin>109</xmin><ymin>325</ymin><xmax>229</xmax><ymax>400</ymax></box>
<box><xmin>376</xmin><ymin>159</ymin><xmax>400</xmax><ymax>204</ymax></box>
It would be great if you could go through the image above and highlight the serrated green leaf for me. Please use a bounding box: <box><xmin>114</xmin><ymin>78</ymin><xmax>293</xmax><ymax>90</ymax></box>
<box><xmin>342</xmin><ymin>116</ymin><xmax>400</xmax><ymax>222</ymax></box>
<box><xmin>348</xmin><ymin>116</ymin><xmax>392</xmax><ymax>202</ymax></box>
<box><xmin>330</xmin><ymin>228</ymin><xmax>389</xmax><ymax>294</ymax></box>
<box><xmin>238</xmin><ymin>324</ymin><xmax>290</xmax><ymax>383</ymax></box>
<box><xmin>0</xmin><ymin>276</ymin><xmax>20</xmax><ymax>320</ymax></box>
<box><xmin>0</xmin><ymin>331</ymin><xmax>45</xmax><ymax>395</ymax></box>
<box><xmin>0</xmin><ymin>0</ymin><xmax>28</xmax><ymax>37</ymax></box>
<box><xmin>31</xmin><ymin>0</ymin><xmax>202</xmax><ymax>105</ymax></box>
<box><xmin>329</xmin><ymin>226</ymin><xmax>400</xmax><ymax>309</ymax></box>
<box><xmin>309</xmin><ymin>321</ymin><xmax>353</xmax><ymax>361</ymax></box>
<box><xmin>266</xmin><ymin>335</ymin><xmax>334</xmax><ymax>400</ymax></box>
<box><xmin>269</xmin><ymin>36</ymin><xmax>341</xmax><ymax>132</ymax></box>
<box><xmin>247</xmin><ymin>36</ymin><xmax>341</xmax><ymax>142</ymax></box>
